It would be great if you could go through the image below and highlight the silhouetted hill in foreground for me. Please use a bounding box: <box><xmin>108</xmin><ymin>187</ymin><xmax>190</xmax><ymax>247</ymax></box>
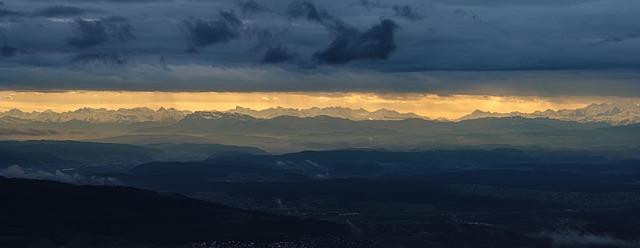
<box><xmin>0</xmin><ymin>177</ymin><xmax>347</xmax><ymax>247</ymax></box>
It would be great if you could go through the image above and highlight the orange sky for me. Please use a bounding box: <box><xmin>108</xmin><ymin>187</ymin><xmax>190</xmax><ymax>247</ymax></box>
<box><xmin>0</xmin><ymin>91</ymin><xmax>636</xmax><ymax>119</ymax></box>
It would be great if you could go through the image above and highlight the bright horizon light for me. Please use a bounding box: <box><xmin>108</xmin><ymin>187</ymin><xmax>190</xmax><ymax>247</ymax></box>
<box><xmin>1</xmin><ymin>91</ymin><xmax>636</xmax><ymax>119</ymax></box>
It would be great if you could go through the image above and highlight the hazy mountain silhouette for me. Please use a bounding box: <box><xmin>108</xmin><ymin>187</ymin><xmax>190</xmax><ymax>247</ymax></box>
<box><xmin>459</xmin><ymin>102</ymin><xmax>640</xmax><ymax>125</ymax></box>
<box><xmin>227</xmin><ymin>106</ymin><xmax>425</xmax><ymax>120</ymax></box>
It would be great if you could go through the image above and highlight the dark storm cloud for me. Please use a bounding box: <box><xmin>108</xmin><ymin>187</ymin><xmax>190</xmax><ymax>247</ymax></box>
<box><xmin>596</xmin><ymin>34</ymin><xmax>640</xmax><ymax>45</ymax></box>
<box><xmin>251</xmin><ymin>29</ymin><xmax>283</xmax><ymax>52</ymax></box>
<box><xmin>392</xmin><ymin>5</ymin><xmax>423</xmax><ymax>21</ymax></box>
<box><xmin>183</xmin><ymin>11</ymin><xmax>243</xmax><ymax>52</ymax></box>
<box><xmin>0</xmin><ymin>0</ymin><xmax>639</xmax><ymax>97</ymax></box>
<box><xmin>357</xmin><ymin>0</ymin><xmax>383</xmax><ymax>11</ymax></box>
<box><xmin>0</xmin><ymin>7</ymin><xmax>21</xmax><ymax>17</ymax></box>
<box><xmin>261</xmin><ymin>46</ymin><xmax>297</xmax><ymax>64</ymax></box>
<box><xmin>0</xmin><ymin>32</ymin><xmax>17</xmax><ymax>58</ymax></box>
<box><xmin>67</xmin><ymin>16</ymin><xmax>134</xmax><ymax>49</ymax></box>
<box><xmin>1</xmin><ymin>42</ymin><xmax>17</xmax><ymax>57</ymax></box>
<box><xmin>34</xmin><ymin>6</ymin><xmax>97</xmax><ymax>18</ymax></box>
<box><xmin>237</xmin><ymin>0</ymin><xmax>271</xmax><ymax>16</ymax></box>
<box><xmin>286</xmin><ymin>0</ymin><xmax>333</xmax><ymax>24</ymax></box>
<box><xmin>314</xmin><ymin>19</ymin><xmax>398</xmax><ymax>64</ymax></box>
<box><xmin>57</xmin><ymin>0</ymin><xmax>165</xmax><ymax>2</ymax></box>
<box><xmin>429</xmin><ymin>0</ymin><xmax>594</xmax><ymax>7</ymax></box>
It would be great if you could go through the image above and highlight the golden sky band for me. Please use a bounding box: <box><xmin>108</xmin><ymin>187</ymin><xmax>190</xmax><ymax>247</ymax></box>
<box><xmin>2</xmin><ymin>91</ymin><xmax>634</xmax><ymax>120</ymax></box>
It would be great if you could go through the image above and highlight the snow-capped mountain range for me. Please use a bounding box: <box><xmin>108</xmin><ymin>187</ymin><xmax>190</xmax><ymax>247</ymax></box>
<box><xmin>225</xmin><ymin>106</ymin><xmax>425</xmax><ymax>121</ymax></box>
<box><xmin>1</xmin><ymin>103</ymin><xmax>639</xmax><ymax>125</ymax></box>
<box><xmin>0</xmin><ymin>107</ymin><xmax>191</xmax><ymax>123</ymax></box>
<box><xmin>0</xmin><ymin>106</ymin><xmax>426</xmax><ymax>123</ymax></box>
<box><xmin>458</xmin><ymin>103</ymin><xmax>640</xmax><ymax>125</ymax></box>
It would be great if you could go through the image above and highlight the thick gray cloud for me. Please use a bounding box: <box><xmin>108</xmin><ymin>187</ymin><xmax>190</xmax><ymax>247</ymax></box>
<box><xmin>237</xmin><ymin>0</ymin><xmax>271</xmax><ymax>17</ymax></box>
<box><xmin>392</xmin><ymin>5</ymin><xmax>423</xmax><ymax>21</ymax></box>
<box><xmin>68</xmin><ymin>52</ymin><xmax>126</xmax><ymax>65</ymax></box>
<box><xmin>0</xmin><ymin>0</ymin><xmax>638</xmax><ymax>96</ymax></box>
<box><xmin>286</xmin><ymin>0</ymin><xmax>333</xmax><ymax>24</ymax></box>
<box><xmin>0</xmin><ymin>7</ymin><xmax>21</xmax><ymax>17</ymax></box>
<box><xmin>67</xmin><ymin>16</ymin><xmax>134</xmax><ymax>49</ymax></box>
<box><xmin>314</xmin><ymin>19</ymin><xmax>398</xmax><ymax>64</ymax></box>
<box><xmin>1</xmin><ymin>42</ymin><xmax>17</xmax><ymax>57</ymax></box>
<box><xmin>428</xmin><ymin>0</ymin><xmax>594</xmax><ymax>7</ymax></box>
<box><xmin>35</xmin><ymin>6</ymin><xmax>98</xmax><ymax>18</ymax></box>
<box><xmin>261</xmin><ymin>46</ymin><xmax>297</xmax><ymax>64</ymax></box>
<box><xmin>183</xmin><ymin>11</ymin><xmax>243</xmax><ymax>52</ymax></box>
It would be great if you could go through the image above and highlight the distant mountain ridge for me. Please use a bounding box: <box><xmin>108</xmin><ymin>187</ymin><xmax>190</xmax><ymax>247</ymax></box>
<box><xmin>2</xmin><ymin>103</ymin><xmax>640</xmax><ymax>125</ymax></box>
<box><xmin>0</xmin><ymin>107</ymin><xmax>191</xmax><ymax>123</ymax></box>
<box><xmin>226</xmin><ymin>106</ymin><xmax>426</xmax><ymax>121</ymax></box>
<box><xmin>0</xmin><ymin>106</ymin><xmax>426</xmax><ymax>123</ymax></box>
<box><xmin>458</xmin><ymin>102</ymin><xmax>640</xmax><ymax>125</ymax></box>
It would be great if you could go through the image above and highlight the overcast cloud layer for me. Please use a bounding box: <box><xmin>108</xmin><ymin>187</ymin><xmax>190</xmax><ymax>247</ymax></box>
<box><xmin>0</xmin><ymin>0</ymin><xmax>639</xmax><ymax>96</ymax></box>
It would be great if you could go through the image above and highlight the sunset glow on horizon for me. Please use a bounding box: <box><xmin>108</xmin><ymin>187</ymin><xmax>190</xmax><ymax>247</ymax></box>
<box><xmin>1</xmin><ymin>91</ymin><xmax>634</xmax><ymax>119</ymax></box>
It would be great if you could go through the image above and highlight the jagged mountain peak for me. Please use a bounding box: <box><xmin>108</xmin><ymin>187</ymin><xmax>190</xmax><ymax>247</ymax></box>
<box><xmin>0</xmin><ymin>107</ymin><xmax>192</xmax><ymax>123</ymax></box>
<box><xmin>225</xmin><ymin>106</ymin><xmax>426</xmax><ymax>121</ymax></box>
<box><xmin>186</xmin><ymin>111</ymin><xmax>255</xmax><ymax>121</ymax></box>
<box><xmin>459</xmin><ymin>102</ymin><xmax>640</xmax><ymax>125</ymax></box>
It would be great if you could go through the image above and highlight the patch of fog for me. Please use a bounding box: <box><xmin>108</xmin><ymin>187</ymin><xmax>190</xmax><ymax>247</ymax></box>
<box><xmin>274</xmin><ymin>198</ymin><xmax>285</xmax><ymax>209</ymax></box>
<box><xmin>541</xmin><ymin>230</ymin><xmax>639</xmax><ymax>248</ymax></box>
<box><xmin>305</xmin><ymin>160</ymin><xmax>319</xmax><ymax>167</ymax></box>
<box><xmin>0</xmin><ymin>165</ymin><xmax>121</xmax><ymax>185</ymax></box>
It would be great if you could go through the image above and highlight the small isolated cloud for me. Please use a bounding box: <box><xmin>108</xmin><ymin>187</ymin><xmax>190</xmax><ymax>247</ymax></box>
<box><xmin>261</xmin><ymin>46</ymin><xmax>297</xmax><ymax>64</ymax></box>
<box><xmin>0</xmin><ymin>165</ymin><xmax>121</xmax><ymax>185</ymax></box>
<box><xmin>314</xmin><ymin>19</ymin><xmax>399</xmax><ymax>64</ymax></box>
<box><xmin>183</xmin><ymin>11</ymin><xmax>243</xmax><ymax>52</ymax></box>
<box><xmin>67</xmin><ymin>16</ymin><xmax>134</xmax><ymax>49</ymax></box>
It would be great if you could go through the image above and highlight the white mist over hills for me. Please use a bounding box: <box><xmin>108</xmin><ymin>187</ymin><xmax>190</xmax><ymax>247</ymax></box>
<box><xmin>1</xmin><ymin>103</ymin><xmax>640</xmax><ymax>125</ymax></box>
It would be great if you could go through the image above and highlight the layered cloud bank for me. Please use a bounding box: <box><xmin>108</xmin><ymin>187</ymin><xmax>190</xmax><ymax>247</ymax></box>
<box><xmin>0</xmin><ymin>0</ymin><xmax>639</xmax><ymax>95</ymax></box>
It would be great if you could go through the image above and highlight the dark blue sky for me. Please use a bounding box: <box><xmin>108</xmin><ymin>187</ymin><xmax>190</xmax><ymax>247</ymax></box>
<box><xmin>0</xmin><ymin>0</ymin><xmax>639</xmax><ymax>96</ymax></box>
